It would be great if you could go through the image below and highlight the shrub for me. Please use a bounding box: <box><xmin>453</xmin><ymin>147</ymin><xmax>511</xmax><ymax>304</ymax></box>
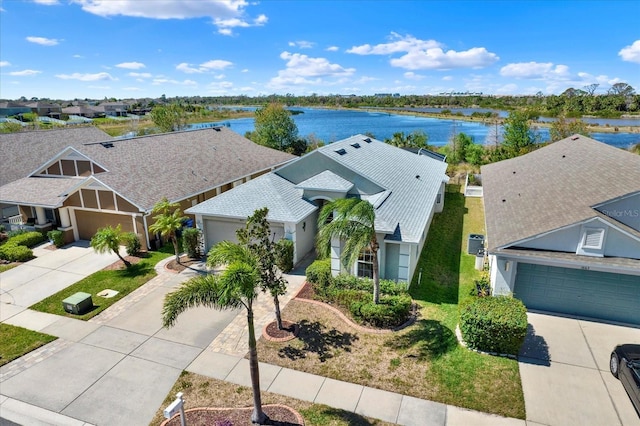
<box><xmin>122</xmin><ymin>232</ymin><xmax>142</xmax><ymax>256</ymax></box>
<box><xmin>274</xmin><ymin>239</ymin><xmax>294</xmax><ymax>273</ymax></box>
<box><xmin>0</xmin><ymin>224</ymin><xmax>5</xmax><ymax>233</ymax></box>
<box><xmin>8</xmin><ymin>231</ymin><xmax>45</xmax><ymax>248</ymax></box>
<box><xmin>181</xmin><ymin>227</ymin><xmax>201</xmax><ymax>258</ymax></box>
<box><xmin>332</xmin><ymin>274</ymin><xmax>406</xmax><ymax>295</ymax></box>
<box><xmin>470</xmin><ymin>274</ymin><xmax>491</xmax><ymax>297</ymax></box>
<box><xmin>7</xmin><ymin>228</ymin><xmax>29</xmax><ymax>238</ymax></box>
<box><xmin>47</xmin><ymin>230</ymin><xmax>64</xmax><ymax>248</ymax></box>
<box><xmin>350</xmin><ymin>294</ymin><xmax>412</xmax><ymax>328</ymax></box>
<box><xmin>306</xmin><ymin>258</ymin><xmax>332</xmax><ymax>292</ymax></box>
<box><xmin>0</xmin><ymin>244</ymin><xmax>34</xmax><ymax>262</ymax></box>
<box><xmin>459</xmin><ymin>296</ymin><xmax>527</xmax><ymax>355</ymax></box>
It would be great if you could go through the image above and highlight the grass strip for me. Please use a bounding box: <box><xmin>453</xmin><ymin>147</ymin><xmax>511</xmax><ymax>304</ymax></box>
<box><xmin>0</xmin><ymin>323</ymin><xmax>57</xmax><ymax>367</ymax></box>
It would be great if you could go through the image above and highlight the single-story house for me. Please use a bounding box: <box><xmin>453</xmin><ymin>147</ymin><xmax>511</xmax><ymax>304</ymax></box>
<box><xmin>187</xmin><ymin>134</ymin><xmax>449</xmax><ymax>283</ymax></box>
<box><xmin>482</xmin><ymin>134</ymin><xmax>640</xmax><ymax>325</ymax></box>
<box><xmin>0</xmin><ymin>126</ymin><xmax>295</xmax><ymax>250</ymax></box>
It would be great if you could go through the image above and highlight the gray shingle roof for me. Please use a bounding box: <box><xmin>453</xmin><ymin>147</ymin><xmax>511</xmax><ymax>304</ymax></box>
<box><xmin>0</xmin><ymin>127</ymin><xmax>295</xmax><ymax>212</ymax></box>
<box><xmin>0</xmin><ymin>176</ymin><xmax>84</xmax><ymax>207</ymax></box>
<box><xmin>294</xmin><ymin>170</ymin><xmax>354</xmax><ymax>192</ymax></box>
<box><xmin>189</xmin><ymin>134</ymin><xmax>449</xmax><ymax>243</ymax></box>
<box><xmin>481</xmin><ymin>134</ymin><xmax>640</xmax><ymax>251</ymax></box>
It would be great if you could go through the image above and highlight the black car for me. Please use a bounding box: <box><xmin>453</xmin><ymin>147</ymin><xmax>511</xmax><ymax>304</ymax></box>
<box><xmin>610</xmin><ymin>344</ymin><xmax>640</xmax><ymax>416</ymax></box>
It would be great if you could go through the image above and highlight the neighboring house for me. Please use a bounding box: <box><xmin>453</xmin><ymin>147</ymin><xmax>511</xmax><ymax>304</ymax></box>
<box><xmin>94</xmin><ymin>102</ymin><xmax>129</xmax><ymax>117</ymax></box>
<box><xmin>0</xmin><ymin>101</ymin><xmax>31</xmax><ymax>118</ymax></box>
<box><xmin>61</xmin><ymin>105</ymin><xmax>101</xmax><ymax>118</ymax></box>
<box><xmin>25</xmin><ymin>101</ymin><xmax>63</xmax><ymax>119</ymax></box>
<box><xmin>187</xmin><ymin>134</ymin><xmax>449</xmax><ymax>283</ymax></box>
<box><xmin>0</xmin><ymin>127</ymin><xmax>295</xmax><ymax>250</ymax></box>
<box><xmin>482</xmin><ymin>134</ymin><xmax>640</xmax><ymax>325</ymax></box>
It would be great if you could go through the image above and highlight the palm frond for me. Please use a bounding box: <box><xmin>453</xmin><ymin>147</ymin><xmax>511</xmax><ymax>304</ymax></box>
<box><xmin>207</xmin><ymin>241</ymin><xmax>256</xmax><ymax>268</ymax></box>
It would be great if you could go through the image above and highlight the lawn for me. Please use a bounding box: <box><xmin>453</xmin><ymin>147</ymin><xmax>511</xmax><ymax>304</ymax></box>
<box><xmin>256</xmin><ymin>185</ymin><xmax>526</xmax><ymax>419</ymax></box>
<box><xmin>150</xmin><ymin>372</ymin><xmax>393</xmax><ymax>426</ymax></box>
<box><xmin>30</xmin><ymin>248</ymin><xmax>172</xmax><ymax>320</ymax></box>
<box><xmin>0</xmin><ymin>263</ymin><xmax>18</xmax><ymax>273</ymax></box>
<box><xmin>0</xmin><ymin>323</ymin><xmax>57</xmax><ymax>367</ymax></box>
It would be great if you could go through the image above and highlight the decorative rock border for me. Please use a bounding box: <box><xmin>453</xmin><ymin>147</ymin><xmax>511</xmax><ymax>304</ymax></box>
<box><xmin>293</xmin><ymin>282</ymin><xmax>417</xmax><ymax>334</ymax></box>
<box><xmin>454</xmin><ymin>324</ymin><xmax>517</xmax><ymax>359</ymax></box>
<box><xmin>160</xmin><ymin>404</ymin><xmax>305</xmax><ymax>426</ymax></box>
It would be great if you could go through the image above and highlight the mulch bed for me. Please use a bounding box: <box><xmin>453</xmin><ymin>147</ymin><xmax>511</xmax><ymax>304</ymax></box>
<box><xmin>163</xmin><ymin>404</ymin><xmax>303</xmax><ymax>426</ymax></box>
<box><xmin>263</xmin><ymin>320</ymin><xmax>299</xmax><ymax>342</ymax></box>
<box><xmin>294</xmin><ymin>282</ymin><xmax>315</xmax><ymax>300</ymax></box>
<box><xmin>165</xmin><ymin>256</ymin><xmax>204</xmax><ymax>273</ymax></box>
<box><xmin>102</xmin><ymin>254</ymin><xmax>145</xmax><ymax>271</ymax></box>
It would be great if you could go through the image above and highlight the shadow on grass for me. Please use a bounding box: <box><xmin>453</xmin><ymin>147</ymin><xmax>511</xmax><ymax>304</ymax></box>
<box><xmin>518</xmin><ymin>324</ymin><xmax>550</xmax><ymax>366</ymax></box>
<box><xmin>116</xmin><ymin>262</ymin><xmax>154</xmax><ymax>277</ymax></box>
<box><xmin>385</xmin><ymin>319</ymin><xmax>457</xmax><ymax>360</ymax></box>
<box><xmin>301</xmin><ymin>406</ymin><xmax>382</xmax><ymax>425</ymax></box>
<box><xmin>410</xmin><ymin>186</ymin><xmax>465</xmax><ymax>305</ymax></box>
<box><xmin>278</xmin><ymin>319</ymin><xmax>358</xmax><ymax>362</ymax></box>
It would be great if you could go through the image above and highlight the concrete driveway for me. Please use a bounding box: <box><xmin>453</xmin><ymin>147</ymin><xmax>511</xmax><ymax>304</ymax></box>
<box><xmin>519</xmin><ymin>312</ymin><xmax>640</xmax><ymax>426</ymax></box>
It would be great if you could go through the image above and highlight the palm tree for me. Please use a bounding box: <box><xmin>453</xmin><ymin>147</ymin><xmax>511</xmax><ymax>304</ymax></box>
<box><xmin>316</xmin><ymin>198</ymin><xmax>381</xmax><ymax>304</ymax></box>
<box><xmin>149</xmin><ymin>197</ymin><xmax>186</xmax><ymax>262</ymax></box>
<box><xmin>162</xmin><ymin>247</ymin><xmax>267</xmax><ymax>424</ymax></box>
<box><xmin>90</xmin><ymin>224</ymin><xmax>131</xmax><ymax>268</ymax></box>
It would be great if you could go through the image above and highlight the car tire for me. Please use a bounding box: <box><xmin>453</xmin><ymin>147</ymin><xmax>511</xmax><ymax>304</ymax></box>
<box><xmin>610</xmin><ymin>352</ymin><xmax>619</xmax><ymax>378</ymax></box>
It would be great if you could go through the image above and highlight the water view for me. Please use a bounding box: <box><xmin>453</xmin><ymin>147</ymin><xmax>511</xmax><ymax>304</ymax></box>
<box><xmin>192</xmin><ymin>107</ymin><xmax>640</xmax><ymax>149</ymax></box>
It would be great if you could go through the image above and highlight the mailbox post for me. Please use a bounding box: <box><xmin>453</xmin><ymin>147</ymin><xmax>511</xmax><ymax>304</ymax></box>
<box><xmin>164</xmin><ymin>392</ymin><xmax>186</xmax><ymax>426</ymax></box>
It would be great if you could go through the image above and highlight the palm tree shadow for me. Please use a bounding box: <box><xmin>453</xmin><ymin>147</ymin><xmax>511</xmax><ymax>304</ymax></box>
<box><xmin>117</xmin><ymin>262</ymin><xmax>153</xmax><ymax>277</ymax></box>
<box><xmin>385</xmin><ymin>319</ymin><xmax>457</xmax><ymax>360</ymax></box>
<box><xmin>278</xmin><ymin>320</ymin><xmax>358</xmax><ymax>362</ymax></box>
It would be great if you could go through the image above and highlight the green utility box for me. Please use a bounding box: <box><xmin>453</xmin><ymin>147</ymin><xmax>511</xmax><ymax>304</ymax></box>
<box><xmin>62</xmin><ymin>292</ymin><xmax>93</xmax><ymax>315</ymax></box>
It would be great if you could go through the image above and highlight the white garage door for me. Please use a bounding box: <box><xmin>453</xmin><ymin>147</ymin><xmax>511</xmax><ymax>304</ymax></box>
<box><xmin>203</xmin><ymin>218</ymin><xmax>284</xmax><ymax>252</ymax></box>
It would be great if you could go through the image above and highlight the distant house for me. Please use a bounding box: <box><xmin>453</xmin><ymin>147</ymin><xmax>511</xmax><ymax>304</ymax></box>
<box><xmin>0</xmin><ymin>127</ymin><xmax>294</xmax><ymax>250</ymax></box>
<box><xmin>61</xmin><ymin>105</ymin><xmax>101</xmax><ymax>118</ymax></box>
<box><xmin>94</xmin><ymin>101</ymin><xmax>129</xmax><ymax>117</ymax></box>
<box><xmin>481</xmin><ymin>135</ymin><xmax>640</xmax><ymax>325</ymax></box>
<box><xmin>25</xmin><ymin>101</ymin><xmax>63</xmax><ymax>119</ymax></box>
<box><xmin>187</xmin><ymin>135</ymin><xmax>449</xmax><ymax>282</ymax></box>
<box><xmin>0</xmin><ymin>101</ymin><xmax>31</xmax><ymax>118</ymax></box>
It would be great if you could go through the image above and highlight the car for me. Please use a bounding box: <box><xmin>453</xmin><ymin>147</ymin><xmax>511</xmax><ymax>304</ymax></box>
<box><xmin>610</xmin><ymin>344</ymin><xmax>640</xmax><ymax>416</ymax></box>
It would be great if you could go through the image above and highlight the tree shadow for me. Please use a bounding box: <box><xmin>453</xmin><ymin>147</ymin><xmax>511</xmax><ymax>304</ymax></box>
<box><xmin>278</xmin><ymin>320</ymin><xmax>358</xmax><ymax>362</ymax></box>
<box><xmin>385</xmin><ymin>319</ymin><xmax>457</xmax><ymax>361</ymax></box>
<box><xmin>301</xmin><ymin>407</ymin><xmax>384</xmax><ymax>425</ymax></box>
<box><xmin>518</xmin><ymin>323</ymin><xmax>550</xmax><ymax>366</ymax></box>
<box><xmin>410</xmin><ymin>187</ymin><xmax>465</xmax><ymax>305</ymax></box>
<box><xmin>116</xmin><ymin>262</ymin><xmax>153</xmax><ymax>277</ymax></box>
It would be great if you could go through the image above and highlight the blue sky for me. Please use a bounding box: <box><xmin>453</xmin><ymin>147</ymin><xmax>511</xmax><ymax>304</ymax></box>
<box><xmin>1</xmin><ymin>0</ymin><xmax>639</xmax><ymax>100</ymax></box>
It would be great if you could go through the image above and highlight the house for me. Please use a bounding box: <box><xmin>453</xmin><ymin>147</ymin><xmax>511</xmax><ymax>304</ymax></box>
<box><xmin>0</xmin><ymin>101</ymin><xmax>31</xmax><ymax>118</ymax></box>
<box><xmin>481</xmin><ymin>134</ymin><xmax>640</xmax><ymax>325</ymax></box>
<box><xmin>187</xmin><ymin>134</ymin><xmax>449</xmax><ymax>283</ymax></box>
<box><xmin>0</xmin><ymin>127</ymin><xmax>295</xmax><ymax>250</ymax></box>
<box><xmin>25</xmin><ymin>101</ymin><xmax>63</xmax><ymax>119</ymax></box>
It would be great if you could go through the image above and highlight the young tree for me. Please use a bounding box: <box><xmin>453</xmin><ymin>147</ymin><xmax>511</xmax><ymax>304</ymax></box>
<box><xmin>252</xmin><ymin>103</ymin><xmax>299</xmax><ymax>151</ymax></box>
<box><xmin>384</xmin><ymin>130</ymin><xmax>429</xmax><ymax>149</ymax></box>
<box><xmin>316</xmin><ymin>198</ymin><xmax>381</xmax><ymax>304</ymax></box>
<box><xmin>162</xmin><ymin>252</ymin><xmax>266</xmax><ymax>424</ymax></box>
<box><xmin>149</xmin><ymin>198</ymin><xmax>187</xmax><ymax>262</ymax></box>
<box><xmin>549</xmin><ymin>115</ymin><xmax>591</xmax><ymax>142</ymax></box>
<box><xmin>150</xmin><ymin>104</ymin><xmax>187</xmax><ymax>133</ymax></box>
<box><xmin>502</xmin><ymin>111</ymin><xmax>535</xmax><ymax>158</ymax></box>
<box><xmin>90</xmin><ymin>224</ymin><xmax>131</xmax><ymax>268</ymax></box>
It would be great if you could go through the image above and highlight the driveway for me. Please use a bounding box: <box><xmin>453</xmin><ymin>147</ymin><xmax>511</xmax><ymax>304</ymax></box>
<box><xmin>519</xmin><ymin>312</ymin><xmax>640</xmax><ymax>426</ymax></box>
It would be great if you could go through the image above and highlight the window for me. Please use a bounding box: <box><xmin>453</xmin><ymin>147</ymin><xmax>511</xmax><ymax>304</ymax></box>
<box><xmin>357</xmin><ymin>249</ymin><xmax>374</xmax><ymax>278</ymax></box>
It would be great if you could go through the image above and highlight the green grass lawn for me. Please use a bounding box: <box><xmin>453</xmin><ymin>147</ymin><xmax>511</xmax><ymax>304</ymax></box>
<box><xmin>30</xmin><ymin>248</ymin><xmax>172</xmax><ymax>320</ymax></box>
<box><xmin>0</xmin><ymin>323</ymin><xmax>57</xmax><ymax>367</ymax></box>
<box><xmin>408</xmin><ymin>185</ymin><xmax>525</xmax><ymax>418</ymax></box>
<box><xmin>0</xmin><ymin>263</ymin><xmax>19</xmax><ymax>273</ymax></box>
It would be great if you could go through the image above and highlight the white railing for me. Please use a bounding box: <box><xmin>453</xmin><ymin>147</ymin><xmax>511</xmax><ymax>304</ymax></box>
<box><xmin>7</xmin><ymin>215</ymin><xmax>23</xmax><ymax>225</ymax></box>
<box><xmin>464</xmin><ymin>173</ymin><xmax>483</xmax><ymax>198</ymax></box>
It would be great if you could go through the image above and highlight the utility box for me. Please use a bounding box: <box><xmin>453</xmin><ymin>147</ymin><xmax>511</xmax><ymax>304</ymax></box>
<box><xmin>62</xmin><ymin>292</ymin><xmax>93</xmax><ymax>315</ymax></box>
<box><xmin>475</xmin><ymin>249</ymin><xmax>485</xmax><ymax>270</ymax></box>
<box><xmin>468</xmin><ymin>234</ymin><xmax>485</xmax><ymax>255</ymax></box>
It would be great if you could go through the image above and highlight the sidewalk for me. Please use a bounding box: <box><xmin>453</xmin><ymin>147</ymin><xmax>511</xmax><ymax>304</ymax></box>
<box><xmin>1</xmin><ymin>254</ymin><xmax>526</xmax><ymax>426</ymax></box>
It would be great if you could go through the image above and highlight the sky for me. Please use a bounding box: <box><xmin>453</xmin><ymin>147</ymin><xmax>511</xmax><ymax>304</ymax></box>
<box><xmin>0</xmin><ymin>0</ymin><xmax>639</xmax><ymax>100</ymax></box>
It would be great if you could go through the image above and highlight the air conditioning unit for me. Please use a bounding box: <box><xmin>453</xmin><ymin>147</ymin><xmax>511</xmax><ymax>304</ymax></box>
<box><xmin>62</xmin><ymin>292</ymin><xmax>93</xmax><ymax>315</ymax></box>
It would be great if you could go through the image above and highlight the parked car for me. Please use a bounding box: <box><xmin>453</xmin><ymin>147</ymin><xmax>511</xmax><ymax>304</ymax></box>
<box><xmin>610</xmin><ymin>344</ymin><xmax>640</xmax><ymax>416</ymax></box>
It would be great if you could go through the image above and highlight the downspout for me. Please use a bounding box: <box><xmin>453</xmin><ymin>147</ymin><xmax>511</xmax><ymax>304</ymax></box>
<box><xmin>143</xmin><ymin>210</ymin><xmax>151</xmax><ymax>251</ymax></box>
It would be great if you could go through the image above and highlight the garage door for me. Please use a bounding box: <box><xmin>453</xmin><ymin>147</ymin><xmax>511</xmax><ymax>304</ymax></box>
<box><xmin>76</xmin><ymin>210</ymin><xmax>135</xmax><ymax>240</ymax></box>
<box><xmin>514</xmin><ymin>263</ymin><xmax>640</xmax><ymax>325</ymax></box>
<box><xmin>204</xmin><ymin>218</ymin><xmax>284</xmax><ymax>252</ymax></box>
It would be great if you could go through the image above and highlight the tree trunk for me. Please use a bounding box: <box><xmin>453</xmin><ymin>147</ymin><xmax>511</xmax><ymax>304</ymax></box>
<box><xmin>273</xmin><ymin>295</ymin><xmax>283</xmax><ymax>330</ymax></box>
<box><xmin>372</xmin><ymin>238</ymin><xmax>380</xmax><ymax>304</ymax></box>
<box><xmin>247</xmin><ymin>308</ymin><xmax>266</xmax><ymax>424</ymax></box>
<box><xmin>116</xmin><ymin>252</ymin><xmax>131</xmax><ymax>268</ymax></box>
<box><xmin>172</xmin><ymin>237</ymin><xmax>180</xmax><ymax>263</ymax></box>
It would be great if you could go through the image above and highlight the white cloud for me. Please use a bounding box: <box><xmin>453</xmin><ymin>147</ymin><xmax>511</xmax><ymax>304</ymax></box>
<box><xmin>326</xmin><ymin>46</ymin><xmax>339</xmax><ymax>52</ymax></box>
<box><xmin>348</xmin><ymin>33</ymin><xmax>498</xmax><ymax>70</ymax></box>
<box><xmin>500</xmin><ymin>62</ymin><xmax>570</xmax><ymax>79</ymax></box>
<box><xmin>177</xmin><ymin>59</ymin><xmax>233</xmax><ymax>74</ymax></box>
<box><xmin>116</xmin><ymin>61</ymin><xmax>145</xmax><ymax>69</ymax></box>
<box><xmin>128</xmin><ymin>72</ymin><xmax>152</xmax><ymax>78</ymax></box>
<box><xmin>56</xmin><ymin>72</ymin><xmax>116</xmax><ymax>81</ymax></box>
<box><xmin>619</xmin><ymin>40</ymin><xmax>640</xmax><ymax>64</ymax></box>
<box><xmin>404</xmin><ymin>71</ymin><xmax>425</xmax><ymax>80</ymax></box>
<box><xmin>214</xmin><ymin>13</ymin><xmax>268</xmax><ymax>35</ymax></box>
<box><xmin>241</xmin><ymin>68</ymin><xmax>249</xmax><ymax>73</ymax></box>
<box><xmin>0</xmin><ymin>61</ymin><xmax>10</xmax><ymax>67</ymax></box>
<box><xmin>32</xmin><ymin>0</ymin><xmax>60</xmax><ymax>5</ymax></box>
<box><xmin>496</xmin><ymin>83</ymin><xmax>519</xmax><ymax>94</ymax></box>
<box><xmin>288</xmin><ymin>41</ymin><xmax>315</xmax><ymax>49</ymax></box>
<box><xmin>73</xmin><ymin>54</ymin><xmax>83</xmax><ymax>58</ymax></box>
<box><xmin>269</xmin><ymin>52</ymin><xmax>356</xmax><ymax>88</ymax></box>
<box><xmin>9</xmin><ymin>69</ymin><xmax>42</xmax><ymax>76</ymax></box>
<box><xmin>442</xmin><ymin>76</ymin><xmax>453</xmax><ymax>81</ymax></box>
<box><xmin>151</xmin><ymin>78</ymin><xmax>197</xmax><ymax>86</ymax></box>
<box><xmin>26</xmin><ymin>36</ymin><xmax>60</xmax><ymax>46</ymax></box>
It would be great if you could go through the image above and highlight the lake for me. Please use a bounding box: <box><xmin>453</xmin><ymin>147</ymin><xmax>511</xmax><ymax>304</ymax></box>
<box><xmin>192</xmin><ymin>107</ymin><xmax>640</xmax><ymax>149</ymax></box>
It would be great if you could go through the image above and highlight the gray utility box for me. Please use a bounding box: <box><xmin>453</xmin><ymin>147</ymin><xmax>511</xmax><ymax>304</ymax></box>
<box><xmin>468</xmin><ymin>234</ymin><xmax>485</xmax><ymax>255</ymax></box>
<box><xmin>62</xmin><ymin>292</ymin><xmax>93</xmax><ymax>315</ymax></box>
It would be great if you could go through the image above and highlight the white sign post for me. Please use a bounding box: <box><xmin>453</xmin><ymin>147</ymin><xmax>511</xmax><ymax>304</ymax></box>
<box><xmin>163</xmin><ymin>392</ymin><xmax>187</xmax><ymax>426</ymax></box>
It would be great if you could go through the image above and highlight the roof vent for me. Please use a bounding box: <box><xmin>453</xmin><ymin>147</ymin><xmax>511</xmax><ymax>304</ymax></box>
<box><xmin>363</xmin><ymin>137</ymin><xmax>372</xmax><ymax>143</ymax></box>
<box><xmin>100</xmin><ymin>142</ymin><xmax>114</xmax><ymax>148</ymax></box>
<box><xmin>213</xmin><ymin>127</ymin><xmax>221</xmax><ymax>132</ymax></box>
<box><xmin>335</xmin><ymin>148</ymin><xmax>347</xmax><ymax>155</ymax></box>
<box><xmin>351</xmin><ymin>143</ymin><xmax>361</xmax><ymax>149</ymax></box>
<box><xmin>571</xmin><ymin>136</ymin><xmax>579</xmax><ymax>140</ymax></box>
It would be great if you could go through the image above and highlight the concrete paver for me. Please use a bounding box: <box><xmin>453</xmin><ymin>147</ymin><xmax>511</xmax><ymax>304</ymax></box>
<box><xmin>2</xmin><ymin>308</ymin><xmax>61</xmax><ymax>331</ymax></box>
<box><xmin>355</xmin><ymin>386</ymin><xmax>403</xmax><ymax>424</ymax></box>
<box><xmin>79</xmin><ymin>326</ymin><xmax>148</xmax><ymax>354</ymax></box>
<box><xmin>314</xmin><ymin>377</ymin><xmax>364</xmax><ymax>412</ymax></box>
<box><xmin>185</xmin><ymin>350</ymin><xmax>242</xmax><ymax>380</ymax></box>
<box><xmin>225</xmin><ymin>358</ymin><xmax>282</xmax><ymax>390</ymax></box>
<box><xmin>130</xmin><ymin>337</ymin><xmax>202</xmax><ymax>370</ymax></box>
<box><xmin>446</xmin><ymin>405</ymin><xmax>526</xmax><ymax>426</ymax></box>
<box><xmin>396</xmin><ymin>395</ymin><xmax>446</xmax><ymax>426</ymax></box>
<box><xmin>40</xmin><ymin>317</ymin><xmax>101</xmax><ymax>342</ymax></box>
<box><xmin>267</xmin><ymin>368</ymin><xmax>325</xmax><ymax>402</ymax></box>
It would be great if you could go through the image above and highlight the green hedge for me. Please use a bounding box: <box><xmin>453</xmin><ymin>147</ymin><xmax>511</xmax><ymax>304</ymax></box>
<box><xmin>350</xmin><ymin>294</ymin><xmax>413</xmax><ymax>328</ymax></box>
<box><xmin>181</xmin><ymin>228</ymin><xmax>200</xmax><ymax>258</ymax></box>
<box><xmin>122</xmin><ymin>232</ymin><xmax>142</xmax><ymax>256</ymax></box>
<box><xmin>275</xmin><ymin>239</ymin><xmax>294</xmax><ymax>273</ymax></box>
<box><xmin>0</xmin><ymin>244</ymin><xmax>34</xmax><ymax>262</ymax></box>
<box><xmin>8</xmin><ymin>231</ymin><xmax>45</xmax><ymax>248</ymax></box>
<box><xmin>47</xmin><ymin>230</ymin><xmax>64</xmax><ymax>248</ymax></box>
<box><xmin>459</xmin><ymin>296</ymin><xmax>528</xmax><ymax>355</ymax></box>
<box><xmin>306</xmin><ymin>258</ymin><xmax>332</xmax><ymax>291</ymax></box>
